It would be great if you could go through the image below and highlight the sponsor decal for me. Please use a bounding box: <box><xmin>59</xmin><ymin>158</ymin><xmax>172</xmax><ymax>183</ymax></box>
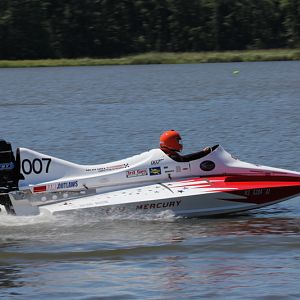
<box><xmin>163</xmin><ymin>166</ymin><xmax>169</xmax><ymax>169</ymax></box>
<box><xmin>86</xmin><ymin>163</ymin><xmax>129</xmax><ymax>173</ymax></box>
<box><xmin>176</xmin><ymin>166</ymin><xmax>181</xmax><ymax>172</ymax></box>
<box><xmin>200</xmin><ymin>160</ymin><xmax>215</xmax><ymax>171</ymax></box>
<box><xmin>33</xmin><ymin>185</ymin><xmax>47</xmax><ymax>193</ymax></box>
<box><xmin>136</xmin><ymin>200</ymin><xmax>181</xmax><ymax>210</ymax></box>
<box><xmin>149</xmin><ymin>167</ymin><xmax>161</xmax><ymax>176</ymax></box>
<box><xmin>46</xmin><ymin>183</ymin><xmax>59</xmax><ymax>191</ymax></box>
<box><xmin>0</xmin><ymin>162</ymin><xmax>14</xmax><ymax>170</ymax></box>
<box><xmin>126</xmin><ymin>169</ymin><xmax>148</xmax><ymax>178</ymax></box>
<box><xmin>101</xmin><ymin>163</ymin><xmax>129</xmax><ymax>171</ymax></box>
<box><xmin>182</xmin><ymin>167</ymin><xmax>189</xmax><ymax>171</ymax></box>
<box><xmin>165</xmin><ymin>170</ymin><xmax>175</xmax><ymax>173</ymax></box>
<box><xmin>57</xmin><ymin>181</ymin><xmax>78</xmax><ymax>189</ymax></box>
<box><xmin>151</xmin><ymin>159</ymin><xmax>164</xmax><ymax>165</ymax></box>
<box><xmin>32</xmin><ymin>181</ymin><xmax>78</xmax><ymax>193</ymax></box>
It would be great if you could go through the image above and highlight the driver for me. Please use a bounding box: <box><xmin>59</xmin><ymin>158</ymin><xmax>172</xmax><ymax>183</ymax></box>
<box><xmin>159</xmin><ymin>130</ymin><xmax>212</xmax><ymax>162</ymax></box>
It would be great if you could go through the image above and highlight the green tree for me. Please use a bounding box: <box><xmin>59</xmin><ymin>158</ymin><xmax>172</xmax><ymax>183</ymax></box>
<box><xmin>281</xmin><ymin>0</ymin><xmax>300</xmax><ymax>47</ymax></box>
<box><xmin>0</xmin><ymin>0</ymin><xmax>299</xmax><ymax>60</ymax></box>
<box><xmin>1</xmin><ymin>0</ymin><xmax>51</xmax><ymax>59</ymax></box>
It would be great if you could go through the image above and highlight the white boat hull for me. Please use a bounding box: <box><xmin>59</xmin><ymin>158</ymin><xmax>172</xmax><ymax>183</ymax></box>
<box><xmin>1</xmin><ymin>142</ymin><xmax>300</xmax><ymax>217</ymax></box>
<box><xmin>9</xmin><ymin>175</ymin><xmax>300</xmax><ymax>217</ymax></box>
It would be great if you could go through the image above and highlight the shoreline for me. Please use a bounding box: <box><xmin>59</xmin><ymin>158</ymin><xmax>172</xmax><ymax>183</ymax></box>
<box><xmin>0</xmin><ymin>49</ymin><xmax>299</xmax><ymax>68</ymax></box>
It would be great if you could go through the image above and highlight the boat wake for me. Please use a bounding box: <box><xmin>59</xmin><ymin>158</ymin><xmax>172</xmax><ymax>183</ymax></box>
<box><xmin>0</xmin><ymin>210</ymin><xmax>61</xmax><ymax>227</ymax></box>
<box><xmin>56</xmin><ymin>208</ymin><xmax>180</xmax><ymax>224</ymax></box>
<box><xmin>0</xmin><ymin>208</ymin><xmax>179</xmax><ymax>228</ymax></box>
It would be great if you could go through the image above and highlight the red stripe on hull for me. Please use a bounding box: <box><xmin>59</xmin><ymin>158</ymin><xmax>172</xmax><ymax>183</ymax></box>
<box><xmin>174</xmin><ymin>175</ymin><xmax>300</xmax><ymax>190</ymax></box>
<box><xmin>173</xmin><ymin>175</ymin><xmax>300</xmax><ymax>204</ymax></box>
<box><xmin>221</xmin><ymin>186</ymin><xmax>300</xmax><ymax>204</ymax></box>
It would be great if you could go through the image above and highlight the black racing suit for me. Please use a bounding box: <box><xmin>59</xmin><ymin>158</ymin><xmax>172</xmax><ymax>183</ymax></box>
<box><xmin>162</xmin><ymin>147</ymin><xmax>212</xmax><ymax>162</ymax></box>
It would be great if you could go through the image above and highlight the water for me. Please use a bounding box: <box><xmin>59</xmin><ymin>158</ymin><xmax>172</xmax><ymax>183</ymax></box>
<box><xmin>0</xmin><ymin>61</ymin><xmax>300</xmax><ymax>299</ymax></box>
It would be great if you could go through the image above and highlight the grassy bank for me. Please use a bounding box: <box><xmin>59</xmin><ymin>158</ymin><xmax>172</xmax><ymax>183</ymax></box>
<box><xmin>0</xmin><ymin>49</ymin><xmax>300</xmax><ymax>68</ymax></box>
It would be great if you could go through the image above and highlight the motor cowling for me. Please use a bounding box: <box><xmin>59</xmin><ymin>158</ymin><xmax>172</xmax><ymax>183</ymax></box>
<box><xmin>0</xmin><ymin>140</ymin><xmax>22</xmax><ymax>214</ymax></box>
<box><xmin>0</xmin><ymin>139</ymin><xmax>21</xmax><ymax>193</ymax></box>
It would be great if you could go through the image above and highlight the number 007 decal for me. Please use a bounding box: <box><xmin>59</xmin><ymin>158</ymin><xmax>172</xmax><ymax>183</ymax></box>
<box><xmin>22</xmin><ymin>158</ymin><xmax>52</xmax><ymax>175</ymax></box>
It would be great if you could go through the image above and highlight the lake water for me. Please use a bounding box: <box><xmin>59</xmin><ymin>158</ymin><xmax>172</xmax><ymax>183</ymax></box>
<box><xmin>0</xmin><ymin>61</ymin><xmax>300</xmax><ymax>299</ymax></box>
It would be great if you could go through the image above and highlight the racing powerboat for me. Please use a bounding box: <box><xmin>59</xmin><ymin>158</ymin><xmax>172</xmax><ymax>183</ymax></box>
<box><xmin>0</xmin><ymin>139</ymin><xmax>300</xmax><ymax>217</ymax></box>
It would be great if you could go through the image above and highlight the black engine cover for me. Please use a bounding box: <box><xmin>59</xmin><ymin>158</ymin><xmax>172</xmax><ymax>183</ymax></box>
<box><xmin>0</xmin><ymin>139</ymin><xmax>19</xmax><ymax>193</ymax></box>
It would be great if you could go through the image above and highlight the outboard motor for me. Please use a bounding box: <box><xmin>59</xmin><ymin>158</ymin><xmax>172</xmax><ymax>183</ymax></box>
<box><xmin>0</xmin><ymin>140</ymin><xmax>21</xmax><ymax>214</ymax></box>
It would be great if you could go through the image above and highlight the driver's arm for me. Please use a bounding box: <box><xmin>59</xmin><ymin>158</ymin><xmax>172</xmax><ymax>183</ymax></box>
<box><xmin>179</xmin><ymin>147</ymin><xmax>212</xmax><ymax>162</ymax></box>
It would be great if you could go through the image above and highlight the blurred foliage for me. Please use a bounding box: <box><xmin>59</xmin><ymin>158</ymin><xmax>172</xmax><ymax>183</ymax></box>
<box><xmin>0</xmin><ymin>0</ymin><xmax>299</xmax><ymax>59</ymax></box>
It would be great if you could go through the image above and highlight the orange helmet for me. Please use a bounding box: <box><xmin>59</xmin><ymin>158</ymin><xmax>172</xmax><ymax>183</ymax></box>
<box><xmin>160</xmin><ymin>130</ymin><xmax>183</xmax><ymax>152</ymax></box>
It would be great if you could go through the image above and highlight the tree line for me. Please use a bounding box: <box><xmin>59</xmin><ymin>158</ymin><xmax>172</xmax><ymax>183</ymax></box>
<box><xmin>0</xmin><ymin>0</ymin><xmax>299</xmax><ymax>60</ymax></box>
